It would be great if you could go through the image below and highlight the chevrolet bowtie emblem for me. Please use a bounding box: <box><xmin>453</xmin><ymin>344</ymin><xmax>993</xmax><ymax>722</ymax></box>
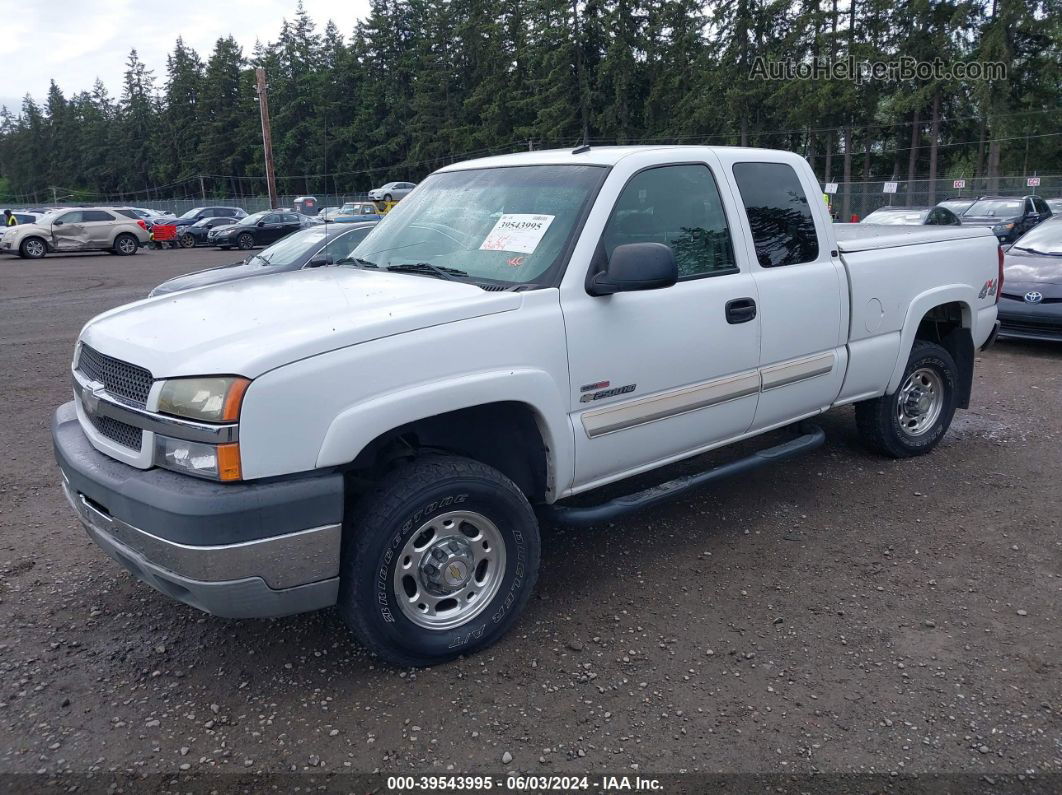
<box><xmin>82</xmin><ymin>381</ymin><xmax>104</xmax><ymax>415</ymax></box>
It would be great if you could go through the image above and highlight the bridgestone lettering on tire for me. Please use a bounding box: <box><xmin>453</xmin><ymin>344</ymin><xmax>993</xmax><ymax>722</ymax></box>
<box><xmin>855</xmin><ymin>340</ymin><xmax>958</xmax><ymax>458</ymax></box>
<box><xmin>338</xmin><ymin>455</ymin><xmax>541</xmax><ymax>667</ymax></box>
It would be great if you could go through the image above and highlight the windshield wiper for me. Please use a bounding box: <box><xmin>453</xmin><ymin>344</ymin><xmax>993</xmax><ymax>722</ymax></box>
<box><xmin>1012</xmin><ymin>246</ymin><xmax>1061</xmax><ymax>256</ymax></box>
<box><xmin>337</xmin><ymin>256</ymin><xmax>380</xmax><ymax>268</ymax></box>
<box><xmin>386</xmin><ymin>262</ymin><xmax>469</xmax><ymax>281</ymax></box>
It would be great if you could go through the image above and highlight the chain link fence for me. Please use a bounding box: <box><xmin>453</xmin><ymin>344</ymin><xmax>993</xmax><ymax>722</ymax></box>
<box><xmin>822</xmin><ymin>175</ymin><xmax>1061</xmax><ymax>220</ymax></box>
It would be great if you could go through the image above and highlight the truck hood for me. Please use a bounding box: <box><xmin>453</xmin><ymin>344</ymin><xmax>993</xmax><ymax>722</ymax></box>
<box><xmin>80</xmin><ymin>267</ymin><xmax>522</xmax><ymax>378</ymax></box>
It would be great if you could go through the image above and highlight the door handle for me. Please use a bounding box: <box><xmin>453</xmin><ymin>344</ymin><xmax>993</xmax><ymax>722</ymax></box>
<box><xmin>725</xmin><ymin>297</ymin><xmax>757</xmax><ymax>324</ymax></box>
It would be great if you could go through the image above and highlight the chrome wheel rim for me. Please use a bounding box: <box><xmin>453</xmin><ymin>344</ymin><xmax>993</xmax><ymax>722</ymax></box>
<box><xmin>118</xmin><ymin>237</ymin><xmax>136</xmax><ymax>254</ymax></box>
<box><xmin>896</xmin><ymin>367</ymin><xmax>944</xmax><ymax>436</ymax></box>
<box><xmin>393</xmin><ymin>510</ymin><xmax>506</xmax><ymax>630</ymax></box>
<box><xmin>25</xmin><ymin>239</ymin><xmax>44</xmax><ymax>257</ymax></box>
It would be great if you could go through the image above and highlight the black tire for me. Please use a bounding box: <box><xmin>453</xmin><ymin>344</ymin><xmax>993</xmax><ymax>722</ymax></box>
<box><xmin>113</xmin><ymin>233</ymin><xmax>139</xmax><ymax>256</ymax></box>
<box><xmin>19</xmin><ymin>236</ymin><xmax>47</xmax><ymax>259</ymax></box>
<box><xmin>338</xmin><ymin>455</ymin><xmax>541</xmax><ymax>667</ymax></box>
<box><xmin>236</xmin><ymin>233</ymin><xmax>254</xmax><ymax>250</ymax></box>
<box><xmin>855</xmin><ymin>340</ymin><xmax>958</xmax><ymax>458</ymax></box>
<box><xmin>383</xmin><ymin>193</ymin><xmax>393</xmax><ymax>203</ymax></box>
<box><xmin>179</xmin><ymin>232</ymin><xmax>195</xmax><ymax>248</ymax></box>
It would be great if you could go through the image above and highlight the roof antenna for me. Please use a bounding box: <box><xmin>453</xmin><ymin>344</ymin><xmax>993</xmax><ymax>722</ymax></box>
<box><xmin>572</xmin><ymin>140</ymin><xmax>591</xmax><ymax>155</ymax></box>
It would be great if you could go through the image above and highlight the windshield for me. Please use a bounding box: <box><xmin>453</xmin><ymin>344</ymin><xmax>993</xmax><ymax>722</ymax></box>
<box><xmin>178</xmin><ymin>207</ymin><xmax>206</xmax><ymax>220</ymax></box>
<box><xmin>939</xmin><ymin>201</ymin><xmax>973</xmax><ymax>214</ymax></box>
<box><xmin>248</xmin><ymin>226</ymin><xmax>330</xmax><ymax>266</ymax></box>
<box><xmin>349</xmin><ymin>165</ymin><xmax>606</xmax><ymax>285</ymax></box>
<box><xmin>966</xmin><ymin>199</ymin><xmax>1022</xmax><ymax>217</ymax></box>
<box><xmin>864</xmin><ymin>210</ymin><xmax>926</xmax><ymax>225</ymax></box>
<box><xmin>1012</xmin><ymin>218</ymin><xmax>1062</xmax><ymax>254</ymax></box>
<box><xmin>238</xmin><ymin>211</ymin><xmax>269</xmax><ymax>226</ymax></box>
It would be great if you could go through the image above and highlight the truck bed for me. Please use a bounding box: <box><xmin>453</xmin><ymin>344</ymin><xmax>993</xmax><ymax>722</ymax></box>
<box><xmin>833</xmin><ymin>223</ymin><xmax>995</xmax><ymax>253</ymax></box>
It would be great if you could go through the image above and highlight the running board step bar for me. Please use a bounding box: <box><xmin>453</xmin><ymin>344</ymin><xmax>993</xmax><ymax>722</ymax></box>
<box><xmin>541</xmin><ymin>424</ymin><xmax>826</xmax><ymax>527</ymax></box>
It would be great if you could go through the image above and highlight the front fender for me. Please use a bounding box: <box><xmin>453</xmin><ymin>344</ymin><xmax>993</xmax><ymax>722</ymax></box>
<box><xmin>315</xmin><ymin>368</ymin><xmax>573</xmax><ymax>498</ymax></box>
<box><xmin>885</xmin><ymin>285</ymin><xmax>975</xmax><ymax>394</ymax></box>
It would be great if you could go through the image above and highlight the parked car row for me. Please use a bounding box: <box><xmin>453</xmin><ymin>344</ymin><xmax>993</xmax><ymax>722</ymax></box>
<box><xmin>862</xmin><ymin>193</ymin><xmax>1056</xmax><ymax>245</ymax></box>
<box><xmin>1</xmin><ymin>181</ymin><xmax>414</xmax><ymax>258</ymax></box>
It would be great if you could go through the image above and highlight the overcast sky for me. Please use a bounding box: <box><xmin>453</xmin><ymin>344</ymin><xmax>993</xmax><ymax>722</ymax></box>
<box><xmin>0</xmin><ymin>0</ymin><xmax>371</xmax><ymax>113</ymax></box>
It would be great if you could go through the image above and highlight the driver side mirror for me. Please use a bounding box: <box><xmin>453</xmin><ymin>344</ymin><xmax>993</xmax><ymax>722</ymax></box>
<box><xmin>256</xmin><ymin>221</ymin><xmax>266</xmax><ymax>227</ymax></box>
<box><xmin>306</xmin><ymin>254</ymin><xmax>334</xmax><ymax>268</ymax></box>
<box><xmin>587</xmin><ymin>243</ymin><xmax>678</xmax><ymax>297</ymax></box>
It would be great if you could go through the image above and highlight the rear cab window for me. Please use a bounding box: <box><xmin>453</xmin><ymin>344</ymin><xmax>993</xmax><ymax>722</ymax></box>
<box><xmin>732</xmin><ymin>162</ymin><xmax>820</xmax><ymax>267</ymax></box>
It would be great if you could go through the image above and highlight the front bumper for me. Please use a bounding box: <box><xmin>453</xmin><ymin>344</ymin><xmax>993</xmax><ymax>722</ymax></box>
<box><xmin>997</xmin><ymin>299</ymin><xmax>1062</xmax><ymax>342</ymax></box>
<box><xmin>53</xmin><ymin>402</ymin><xmax>344</xmax><ymax>618</ymax></box>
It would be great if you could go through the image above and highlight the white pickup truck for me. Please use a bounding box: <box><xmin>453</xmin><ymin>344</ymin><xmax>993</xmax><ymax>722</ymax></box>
<box><xmin>53</xmin><ymin>146</ymin><xmax>1002</xmax><ymax>665</ymax></box>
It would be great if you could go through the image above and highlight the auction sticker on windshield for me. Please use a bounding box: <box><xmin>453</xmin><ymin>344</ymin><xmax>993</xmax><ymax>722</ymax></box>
<box><xmin>480</xmin><ymin>214</ymin><xmax>555</xmax><ymax>253</ymax></box>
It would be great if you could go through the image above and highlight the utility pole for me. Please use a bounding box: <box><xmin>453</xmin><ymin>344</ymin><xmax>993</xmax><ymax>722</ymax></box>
<box><xmin>199</xmin><ymin>175</ymin><xmax>206</xmax><ymax>201</ymax></box>
<box><xmin>255</xmin><ymin>67</ymin><xmax>278</xmax><ymax>209</ymax></box>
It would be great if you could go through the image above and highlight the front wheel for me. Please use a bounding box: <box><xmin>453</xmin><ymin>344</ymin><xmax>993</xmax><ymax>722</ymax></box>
<box><xmin>179</xmin><ymin>232</ymin><xmax>195</xmax><ymax>248</ymax></box>
<box><xmin>113</xmin><ymin>233</ymin><xmax>139</xmax><ymax>256</ymax></box>
<box><xmin>236</xmin><ymin>233</ymin><xmax>254</xmax><ymax>250</ymax></box>
<box><xmin>383</xmin><ymin>193</ymin><xmax>393</xmax><ymax>203</ymax></box>
<box><xmin>338</xmin><ymin>455</ymin><xmax>541</xmax><ymax>667</ymax></box>
<box><xmin>855</xmin><ymin>340</ymin><xmax>958</xmax><ymax>458</ymax></box>
<box><xmin>20</xmin><ymin>237</ymin><xmax>47</xmax><ymax>259</ymax></box>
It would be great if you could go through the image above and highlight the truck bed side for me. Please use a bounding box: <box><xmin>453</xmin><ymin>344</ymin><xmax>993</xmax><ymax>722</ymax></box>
<box><xmin>832</xmin><ymin>224</ymin><xmax>1000</xmax><ymax>405</ymax></box>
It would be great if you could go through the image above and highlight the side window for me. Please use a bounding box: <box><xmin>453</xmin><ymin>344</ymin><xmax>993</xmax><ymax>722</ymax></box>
<box><xmin>601</xmin><ymin>164</ymin><xmax>737</xmax><ymax>279</ymax></box>
<box><xmin>282</xmin><ymin>213</ymin><xmax>300</xmax><ymax>223</ymax></box>
<box><xmin>732</xmin><ymin>162</ymin><xmax>820</xmax><ymax>267</ymax></box>
<box><xmin>56</xmin><ymin>211</ymin><xmax>83</xmax><ymax>224</ymax></box>
<box><xmin>1034</xmin><ymin>198</ymin><xmax>1050</xmax><ymax>215</ymax></box>
<box><xmin>83</xmin><ymin>210</ymin><xmax>114</xmax><ymax>222</ymax></box>
<box><xmin>262</xmin><ymin>214</ymin><xmax>280</xmax><ymax>224</ymax></box>
<box><xmin>321</xmin><ymin>228</ymin><xmax>372</xmax><ymax>260</ymax></box>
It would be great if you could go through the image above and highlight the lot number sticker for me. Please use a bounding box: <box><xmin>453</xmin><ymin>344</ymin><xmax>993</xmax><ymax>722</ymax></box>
<box><xmin>480</xmin><ymin>214</ymin><xmax>555</xmax><ymax>254</ymax></box>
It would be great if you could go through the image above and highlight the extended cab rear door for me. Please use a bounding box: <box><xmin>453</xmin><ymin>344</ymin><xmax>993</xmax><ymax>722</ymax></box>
<box><xmin>719</xmin><ymin>152</ymin><xmax>849</xmax><ymax>431</ymax></box>
<box><xmin>560</xmin><ymin>152</ymin><xmax>761</xmax><ymax>491</ymax></box>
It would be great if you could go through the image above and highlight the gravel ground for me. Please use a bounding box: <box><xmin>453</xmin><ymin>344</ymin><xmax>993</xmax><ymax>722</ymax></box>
<box><xmin>0</xmin><ymin>248</ymin><xmax>1059</xmax><ymax>784</ymax></box>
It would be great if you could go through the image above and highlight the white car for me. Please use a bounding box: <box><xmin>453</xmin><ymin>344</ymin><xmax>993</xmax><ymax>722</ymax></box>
<box><xmin>2</xmin><ymin>207</ymin><xmax>149</xmax><ymax>258</ymax></box>
<box><xmin>53</xmin><ymin>146</ymin><xmax>1000</xmax><ymax>666</ymax></box>
<box><xmin>367</xmin><ymin>181</ymin><xmax>416</xmax><ymax>202</ymax></box>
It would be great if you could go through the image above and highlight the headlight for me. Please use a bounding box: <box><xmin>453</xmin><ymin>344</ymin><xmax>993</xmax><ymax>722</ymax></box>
<box><xmin>155</xmin><ymin>435</ymin><xmax>241</xmax><ymax>481</ymax></box>
<box><xmin>157</xmin><ymin>376</ymin><xmax>250</xmax><ymax>422</ymax></box>
<box><xmin>993</xmin><ymin>222</ymin><xmax>1014</xmax><ymax>235</ymax></box>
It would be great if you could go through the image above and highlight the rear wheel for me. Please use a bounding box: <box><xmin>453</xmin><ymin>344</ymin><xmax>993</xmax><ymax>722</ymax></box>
<box><xmin>237</xmin><ymin>233</ymin><xmax>254</xmax><ymax>250</ymax></box>
<box><xmin>338</xmin><ymin>455</ymin><xmax>540</xmax><ymax>667</ymax></box>
<box><xmin>20</xmin><ymin>237</ymin><xmax>47</xmax><ymax>259</ymax></box>
<box><xmin>113</xmin><ymin>233</ymin><xmax>139</xmax><ymax>256</ymax></box>
<box><xmin>855</xmin><ymin>340</ymin><xmax>958</xmax><ymax>458</ymax></box>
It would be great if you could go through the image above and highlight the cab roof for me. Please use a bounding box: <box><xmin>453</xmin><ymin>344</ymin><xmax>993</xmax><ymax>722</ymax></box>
<box><xmin>436</xmin><ymin>145</ymin><xmax>807</xmax><ymax>172</ymax></box>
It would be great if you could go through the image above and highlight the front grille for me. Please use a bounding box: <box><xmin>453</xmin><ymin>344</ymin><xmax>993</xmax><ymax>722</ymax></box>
<box><xmin>76</xmin><ymin>344</ymin><xmax>153</xmax><ymax>405</ymax></box>
<box><xmin>86</xmin><ymin>411</ymin><xmax>144</xmax><ymax>451</ymax></box>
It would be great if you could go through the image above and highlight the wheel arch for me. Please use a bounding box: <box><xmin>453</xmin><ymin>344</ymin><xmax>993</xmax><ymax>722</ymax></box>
<box><xmin>315</xmin><ymin>371</ymin><xmax>573</xmax><ymax>503</ymax></box>
<box><xmin>346</xmin><ymin>402</ymin><xmax>552</xmax><ymax>502</ymax></box>
<box><xmin>887</xmin><ymin>290</ymin><xmax>975</xmax><ymax>408</ymax></box>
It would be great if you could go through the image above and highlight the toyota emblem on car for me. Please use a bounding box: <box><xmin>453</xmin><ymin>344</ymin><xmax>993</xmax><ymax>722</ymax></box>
<box><xmin>1024</xmin><ymin>291</ymin><xmax>1044</xmax><ymax>304</ymax></box>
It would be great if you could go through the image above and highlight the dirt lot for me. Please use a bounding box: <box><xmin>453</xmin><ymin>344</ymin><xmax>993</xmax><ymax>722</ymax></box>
<box><xmin>0</xmin><ymin>248</ymin><xmax>1059</xmax><ymax>783</ymax></box>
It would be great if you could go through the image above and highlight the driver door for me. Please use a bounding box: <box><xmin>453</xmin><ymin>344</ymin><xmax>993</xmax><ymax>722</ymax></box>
<box><xmin>51</xmin><ymin>211</ymin><xmax>88</xmax><ymax>250</ymax></box>
<box><xmin>561</xmin><ymin>159</ymin><xmax>761</xmax><ymax>489</ymax></box>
